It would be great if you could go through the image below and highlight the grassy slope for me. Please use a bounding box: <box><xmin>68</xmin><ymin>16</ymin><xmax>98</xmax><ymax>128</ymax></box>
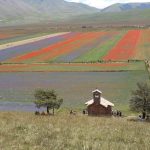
<box><xmin>74</xmin><ymin>31</ymin><xmax>125</xmax><ymax>62</ymax></box>
<box><xmin>0</xmin><ymin>112</ymin><xmax>150</xmax><ymax>150</ymax></box>
<box><xmin>67</xmin><ymin>9</ymin><xmax>150</xmax><ymax>25</ymax></box>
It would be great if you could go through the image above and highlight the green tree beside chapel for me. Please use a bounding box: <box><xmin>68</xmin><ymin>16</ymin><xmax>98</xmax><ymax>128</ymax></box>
<box><xmin>130</xmin><ymin>82</ymin><xmax>150</xmax><ymax>119</ymax></box>
<box><xmin>34</xmin><ymin>89</ymin><xmax>63</xmax><ymax>115</ymax></box>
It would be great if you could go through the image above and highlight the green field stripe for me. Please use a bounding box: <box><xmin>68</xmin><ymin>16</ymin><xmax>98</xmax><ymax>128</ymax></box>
<box><xmin>0</xmin><ymin>61</ymin><xmax>145</xmax><ymax>72</ymax></box>
<box><xmin>74</xmin><ymin>31</ymin><xmax>126</xmax><ymax>62</ymax></box>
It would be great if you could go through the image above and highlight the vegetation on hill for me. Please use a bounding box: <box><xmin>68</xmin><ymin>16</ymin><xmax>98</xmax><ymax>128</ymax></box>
<box><xmin>67</xmin><ymin>9</ymin><xmax>150</xmax><ymax>25</ymax></box>
<box><xmin>102</xmin><ymin>2</ymin><xmax>150</xmax><ymax>13</ymax></box>
<box><xmin>1</xmin><ymin>0</ymin><xmax>150</xmax><ymax>26</ymax></box>
<box><xmin>0</xmin><ymin>0</ymin><xmax>99</xmax><ymax>26</ymax></box>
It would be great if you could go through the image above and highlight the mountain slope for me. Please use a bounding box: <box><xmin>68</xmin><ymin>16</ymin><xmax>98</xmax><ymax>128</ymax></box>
<box><xmin>66</xmin><ymin>8</ymin><xmax>150</xmax><ymax>25</ymax></box>
<box><xmin>0</xmin><ymin>0</ymin><xmax>38</xmax><ymax>20</ymax></box>
<box><xmin>1</xmin><ymin>1</ymin><xmax>150</xmax><ymax>26</ymax></box>
<box><xmin>102</xmin><ymin>2</ymin><xmax>150</xmax><ymax>12</ymax></box>
<box><xmin>25</xmin><ymin>0</ymin><xmax>99</xmax><ymax>18</ymax></box>
<box><xmin>0</xmin><ymin>0</ymin><xmax>99</xmax><ymax>22</ymax></box>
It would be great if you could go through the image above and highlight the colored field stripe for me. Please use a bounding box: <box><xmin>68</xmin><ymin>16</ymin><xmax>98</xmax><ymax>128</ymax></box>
<box><xmin>103</xmin><ymin>30</ymin><xmax>141</xmax><ymax>60</ymax></box>
<box><xmin>0</xmin><ymin>32</ymin><xmax>70</xmax><ymax>52</ymax></box>
<box><xmin>29</xmin><ymin>32</ymin><xmax>103</xmax><ymax>62</ymax></box>
<box><xmin>135</xmin><ymin>29</ymin><xmax>150</xmax><ymax>60</ymax></box>
<box><xmin>0</xmin><ymin>34</ymin><xmax>17</xmax><ymax>40</ymax></box>
<box><xmin>54</xmin><ymin>32</ymin><xmax>110</xmax><ymax>62</ymax></box>
<box><xmin>0</xmin><ymin>63</ymin><xmax>127</xmax><ymax>72</ymax></box>
<box><xmin>3</xmin><ymin>32</ymin><xmax>73</xmax><ymax>62</ymax></box>
<box><xmin>37</xmin><ymin>32</ymin><xmax>104</xmax><ymax>62</ymax></box>
<box><xmin>0</xmin><ymin>62</ymin><xmax>145</xmax><ymax>72</ymax></box>
<box><xmin>75</xmin><ymin>31</ymin><xmax>124</xmax><ymax>62</ymax></box>
<box><xmin>34</xmin><ymin>33</ymin><xmax>93</xmax><ymax>62</ymax></box>
<box><xmin>10</xmin><ymin>32</ymin><xmax>103</xmax><ymax>63</ymax></box>
<box><xmin>9</xmin><ymin>33</ymin><xmax>84</xmax><ymax>63</ymax></box>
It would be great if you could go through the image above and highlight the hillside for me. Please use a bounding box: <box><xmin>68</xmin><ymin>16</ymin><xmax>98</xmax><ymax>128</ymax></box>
<box><xmin>102</xmin><ymin>2</ymin><xmax>150</xmax><ymax>12</ymax></box>
<box><xmin>0</xmin><ymin>0</ymin><xmax>38</xmax><ymax>19</ymax></box>
<box><xmin>25</xmin><ymin>0</ymin><xmax>99</xmax><ymax>17</ymax></box>
<box><xmin>66</xmin><ymin>9</ymin><xmax>150</xmax><ymax>26</ymax></box>
<box><xmin>1</xmin><ymin>1</ymin><xmax>150</xmax><ymax>26</ymax></box>
<box><xmin>0</xmin><ymin>0</ymin><xmax>99</xmax><ymax>25</ymax></box>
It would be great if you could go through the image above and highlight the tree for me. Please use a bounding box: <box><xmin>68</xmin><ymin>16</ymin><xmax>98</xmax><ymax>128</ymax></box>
<box><xmin>130</xmin><ymin>82</ymin><xmax>150</xmax><ymax>119</ymax></box>
<box><xmin>34</xmin><ymin>89</ymin><xmax>63</xmax><ymax>115</ymax></box>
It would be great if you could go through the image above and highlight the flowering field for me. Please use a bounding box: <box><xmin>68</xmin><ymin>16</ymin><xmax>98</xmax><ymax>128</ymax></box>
<box><xmin>103</xmin><ymin>30</ymin><xmax>141</xmax><ymax>60</ymax></box>
<box><xmin>0</xmin><ymin>30</ymin><xmax>150</xmax><ymax>72</ymax></box>
<box><xmin>0</xmin><ymin>30</ymin><xmax>149</xmax><ymax>64</ymax></box>
<box><xmin>0</xmin><ymin>30</ymin><xmax>149</xmax><ymax>112</ymax></box>
<box><xmin>0</xmin><ymin>32</ymin><xmax>73</xmax><ymax>62</ymax></box>
<box><xmin>0</xmin><ymin>71</ymin><xmax>148</xmax><ymax>107</ymax></box>
<box><xmin>5</xmin><ymin>32</ymin><xmax>108</xmax><ymax>63</ymax></box>
<box><xmin>135</xmin><ymin>29</ymin><xmax>150</xmax><ymax>60</ymax></box>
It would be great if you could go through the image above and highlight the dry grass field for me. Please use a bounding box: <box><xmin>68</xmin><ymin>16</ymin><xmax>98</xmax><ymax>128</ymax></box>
<box><xmin>0</xmin><ymin>112</ymin><xmax>150</xmax><ymax>150</ymax></box>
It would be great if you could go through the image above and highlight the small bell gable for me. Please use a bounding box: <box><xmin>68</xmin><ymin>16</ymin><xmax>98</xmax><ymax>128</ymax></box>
<box><xmin>92</xmin><ymin>89</ymin><xmax>102</xmax><ymax>104</ymax></box>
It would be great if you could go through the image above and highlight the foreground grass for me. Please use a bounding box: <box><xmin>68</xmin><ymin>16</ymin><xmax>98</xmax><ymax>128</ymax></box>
<box><xmin>0</xmin><ymin>112</ymin><xmax>150</xmax><ymax>150</ymax></box>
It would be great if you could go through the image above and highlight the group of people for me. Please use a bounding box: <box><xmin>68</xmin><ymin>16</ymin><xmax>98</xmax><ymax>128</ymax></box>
<box><xmin>70</xmin><ymin>109</ymin><xmax>88</xmax><ymax>115</ymax></box>
<box><xmin>139</xmin><ymin>112</ymin><xmax>149</xmax><ymax>120</ymax></box>
<box><xmin>70</xmin><ymin>110</ymin><xmax>76</xmax><ymax>115</ymax></box>
<box><xmin>112</xmin><ymin>110</ymin><xmax>122</xmax><ymax>117</ymax></box>
<box><xmin>70</xmin><ymin>109</ymin><xmax>122</xmax><ymax>117</ymax></box>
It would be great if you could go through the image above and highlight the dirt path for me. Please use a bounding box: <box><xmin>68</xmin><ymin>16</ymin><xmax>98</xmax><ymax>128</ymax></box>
<box><xmin>0</xmin><ymin>32</ymin><xmax>69</xmax><ymax>51</ymax></box>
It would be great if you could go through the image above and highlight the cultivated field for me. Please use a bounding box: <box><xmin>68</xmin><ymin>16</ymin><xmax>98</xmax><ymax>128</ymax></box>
<box><xmin>0</xmin><ymin>71</ymin><xmax>148</xmax><ymax>112</ymax></box>
<box><xmin>0</xmin><ymin>29</ymin><xmax>150</xmax><ymax>65</ymax></box>
<box><xmin>0</xmin><ymin>112</ymin><xmax>150</xmax><ymax>150</ymax></box>
<box><xmin>0</xmin><ymin>61</ymin><xmax>146</xmax><ymax>72</ymax></box>
<box><xmin>0</xmin><ymin>29</ymin><xmax>150</xmax><ymax>73</ymax></box>
<box><xmin>135</xmin><ymin>29</ymin><xmax>150</xmax><ymax>59</ymax></box>
<box><xmin>0</xmin><ymin>28</ymin><xmax>150</xmax><ymax>150</ymax></box>
<box><xmin>0</xmin><ymin>29</ymin><xmax>149</xmax><ymax>112</ymax></box>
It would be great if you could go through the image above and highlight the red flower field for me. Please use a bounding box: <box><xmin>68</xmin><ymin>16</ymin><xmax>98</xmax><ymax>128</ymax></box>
<box><xmin>1</xmin><ymin>30</ymin><xmax>150</xmax><ymax>65</ymax></box>
<box><xmin>103</xmin><ymin>30</ymin><xmax>141</xmax><ymax>60</ymax></box>
<box><xmin>10</xmin><ymin>32</ymin><xmax>105</xmax><ymax>63</ymax></box>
